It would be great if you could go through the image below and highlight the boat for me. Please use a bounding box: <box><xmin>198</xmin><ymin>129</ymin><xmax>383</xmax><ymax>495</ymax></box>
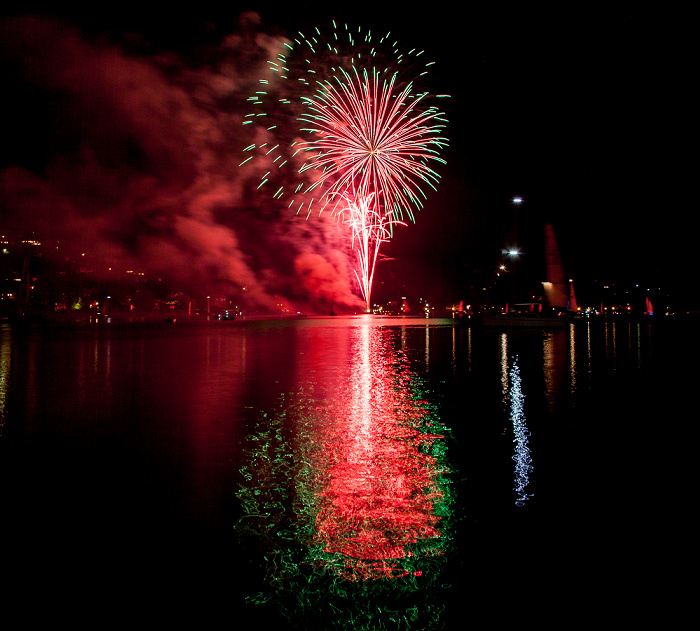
<box><xmin>209</xmin><ymin>310</ymin><xmax>235</xmax><ymax>320</ymax></box>
<box><xmin>645</xmin><ymin>297</ymin><xmax>654</xmax><ymax>316</ymax></box>
<box><xmin>479</xmin><ymin>308</ymin><xmax>569</xmax><ymax>328</ymax></box>
<box><xmin>454</xmin><ymin>300</ymin><xmax>473</xmax><ymax>321</ymax></box>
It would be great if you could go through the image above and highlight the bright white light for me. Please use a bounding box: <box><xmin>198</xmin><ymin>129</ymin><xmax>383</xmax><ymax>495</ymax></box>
<box><xmin>508</xmin><ymin>250</ymin><xmax>519</xmax><ymax>257</ymax></box>
<box><xmin>512</xmin><ymin>197</ymin><xmax>523</xmax><ymax>204</ymax></box>
<box><xmin>509</xmin><ymin>359</ymin><xmax>532</xmax><ymax>506</ymax></box>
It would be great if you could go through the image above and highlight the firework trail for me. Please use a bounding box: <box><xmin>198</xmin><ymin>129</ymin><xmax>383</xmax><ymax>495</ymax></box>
<box><xmin>241</xmin><ymin>21</ymin><xmax>448</xmax><ymax>308</ymax></box>
<box><xmin>337</xmin><ymin>192</ymin><xmax>405</xmax><ymax>310</ymax></box>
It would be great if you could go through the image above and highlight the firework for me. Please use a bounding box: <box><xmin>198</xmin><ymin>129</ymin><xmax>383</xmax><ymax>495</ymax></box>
<box><xmin>241</xmin><ymin>22</ymin><xmax>448</xmax><ymax>307</ymax></box>
<box><xmin>298</xmin><ymin>66</ymin><xmax>447</xmax><ymax>222</ymax></box>
<box><xmin>337</xmin><ymin>192</ymin><xmax>405</xmax><ymax>311</ymax></box>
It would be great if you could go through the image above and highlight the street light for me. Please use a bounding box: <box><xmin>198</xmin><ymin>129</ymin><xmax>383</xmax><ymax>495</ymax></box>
<box><xmin>509</xmin><ymin>196</ymin><xmax>522</xmax><ymax>255</ymax></box>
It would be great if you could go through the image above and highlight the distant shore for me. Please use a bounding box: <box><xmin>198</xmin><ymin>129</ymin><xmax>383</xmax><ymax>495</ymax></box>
<box><xmin>3</xmin><ymin>309</ymin><xmax>699</xmax><ymax>329</ymax></box>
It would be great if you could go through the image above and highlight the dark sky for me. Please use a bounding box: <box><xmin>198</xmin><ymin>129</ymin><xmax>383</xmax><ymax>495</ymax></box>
<box><xmin>0</xmin><ymin>4</ymin><xmax>687</xmax><ymax>310</ymax></box>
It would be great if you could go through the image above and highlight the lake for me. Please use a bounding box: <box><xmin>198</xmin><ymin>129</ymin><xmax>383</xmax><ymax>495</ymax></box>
<box><xmin>0</xmin><ymin>314</ymin><xmax>689</xmax><ymax>627</ymax></box>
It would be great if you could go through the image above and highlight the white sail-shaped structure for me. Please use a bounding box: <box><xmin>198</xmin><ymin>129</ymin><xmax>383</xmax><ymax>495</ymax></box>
<box><xmin>543</xmin><ymin>223</ymin><xmax>568</xmax><ymax>310</ymax></box>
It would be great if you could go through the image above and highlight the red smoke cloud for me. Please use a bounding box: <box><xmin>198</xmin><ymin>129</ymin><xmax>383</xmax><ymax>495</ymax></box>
<box><xmin>0</xmin><ymin>12</ymin><xmax>363</xmax><ymax>312</ymax></box>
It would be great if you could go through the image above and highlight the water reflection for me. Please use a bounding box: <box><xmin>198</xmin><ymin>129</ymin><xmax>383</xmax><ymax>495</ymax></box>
<box><xmin>498</xmin><ymin>342</ymin><xmax>533</xmax><ymax>506</ymax></box>
<box><xmin>310</xmin><ymin>326</ymin><xmax>448</xmax><ymax>580</ymax></box>
<box><xmin>569</xmin><ymin>323</ymin><xmax>577</xmax><ymax>397</ymax></box>
<box><xmin>499</xmin><ymin>333</ymin><xmax>509</xmax><ymax>405</ymax></box>
<box><xmin>237</xmin><ymin>323</ymin><xmax>451</xmax><ymax>626</ymax></box>
<box><xmin>543</xmin><ymin>328</ymin><xmax>569</xmax><ymax>412</ymax></box>
<box><xmin>1</xmin><ymin>316</ymin><xmax>676</xmax><ymax>625</ymax></box>
<box><xmin>605</xmin><ymin>321</ymin><xmax>616</xmax><ymax>368</ymax></box>
<box><xmin>0</xmin><ymin>325</ymin><xmax>11</xmax><ymax>432</ymax></box>
<box><xmin>508</xmin><ymin>359</ymin><xmax>532</xmax><ymax>506</ymax></box>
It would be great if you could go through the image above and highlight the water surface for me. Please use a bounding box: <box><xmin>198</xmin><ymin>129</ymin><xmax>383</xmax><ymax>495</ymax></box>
<box><xmin>0</xmin><ymin>315</ymin><xmax>687</xmax><ymax>626</ymax></box>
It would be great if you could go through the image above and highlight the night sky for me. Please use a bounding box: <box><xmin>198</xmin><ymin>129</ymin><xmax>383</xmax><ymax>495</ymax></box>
<box><xmin>0</xmin><ymin>4</ymin><xmax>688</xmax><ymax>311</ymax></box>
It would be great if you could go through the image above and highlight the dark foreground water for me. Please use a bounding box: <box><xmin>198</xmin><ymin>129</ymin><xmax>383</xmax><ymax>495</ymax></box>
<box><xmin>0</xmin><ymin>315</ymin><xmax>691</xmax><ymax>626</ymax></box>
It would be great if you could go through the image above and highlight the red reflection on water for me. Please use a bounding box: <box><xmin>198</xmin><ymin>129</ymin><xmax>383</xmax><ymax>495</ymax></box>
<box><xmin>310</xmin><ymin>326</ymin><xmax>446</xmax><ymax>581</ymax></box>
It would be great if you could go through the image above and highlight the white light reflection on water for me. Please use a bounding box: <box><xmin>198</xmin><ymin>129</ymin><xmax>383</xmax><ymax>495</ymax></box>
<box><xmin>425</xmin><ymin>324</ymin><xmax>430</xmax><ymax>370</ymax></box>
<box><xmin>499</xmin><ymin>333</ymin><xmax>509</xmax><ymax>406</ymax></box>
<box><xmin>498</xmin><ymin>337</ymin><xmax>533</xmax><ymax>506</ymax></box>
<box><xmin>509</xmin><ymin>358</ymin><xmax>532</xmax><ymax>506</ymax></box>
<box><xmin>587</xmin><ymin>321</ymin><xmax>593</xmax><ymax>378</ymax></box>
<box><xmin>569</xmin><ymin>323</ymin><xmax>576</xmax><ymax>398</ymax></box>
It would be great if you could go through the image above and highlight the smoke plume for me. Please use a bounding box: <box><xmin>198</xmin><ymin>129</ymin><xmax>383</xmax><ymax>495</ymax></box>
<box><xmin>0</xmin><ymin>12</ymin><xmax>365</xmax><ymax>312</ymax></box>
